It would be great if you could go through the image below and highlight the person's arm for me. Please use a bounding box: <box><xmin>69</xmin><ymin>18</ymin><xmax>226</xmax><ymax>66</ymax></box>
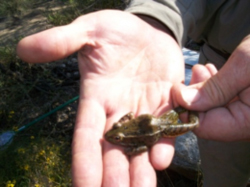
<box><xmin>17</xmin><ymin>10</ymin><xmax>185</xmax><ymax>186</ymax></box>
<box><xmin>136</xmin><ymin>14</ymin><xmax>175</xmax><ymax>39</ymax></box>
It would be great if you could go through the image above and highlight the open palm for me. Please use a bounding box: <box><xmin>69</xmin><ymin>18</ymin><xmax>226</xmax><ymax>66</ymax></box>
<box><xmin>17</xmin><ymin>10</ymin><xmax>185</xmax><ymax>186</ymax></box>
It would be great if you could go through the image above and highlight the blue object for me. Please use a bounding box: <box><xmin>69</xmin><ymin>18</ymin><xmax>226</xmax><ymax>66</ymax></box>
<box><xmin>183</xmin><ymin>48</ymin><xmax>199</xmax><ymax>85</ymax></box>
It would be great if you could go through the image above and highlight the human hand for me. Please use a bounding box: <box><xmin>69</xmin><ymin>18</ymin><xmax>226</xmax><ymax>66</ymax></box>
<box><xmin>17</xmin><ymin>10</ymin><xmax>185</xmax><ymax>186</ymax></box>
<box><xmin>174</xmin><ymin>35</ymin><xmax>250</xmax><ymax>141</ymax></box>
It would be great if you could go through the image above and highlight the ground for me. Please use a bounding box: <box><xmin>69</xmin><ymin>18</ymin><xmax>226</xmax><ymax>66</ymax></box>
<box><xmin>0</xmin><ymin>0</ymin><xmax>202</xmax><ymax>186</ymax></box>
<box><xmin>0</xmin><ymin>0</ymin><xmax>67</xmax><ymax>46</ymax></box>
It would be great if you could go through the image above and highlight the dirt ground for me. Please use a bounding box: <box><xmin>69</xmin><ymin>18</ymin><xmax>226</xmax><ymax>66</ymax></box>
<box><xmin>0</xmin><ymin>1</ymin><xmax>205</xmax><ymax>186</ymax></box>
<box><xmin>0</xmin><ymin>0</ymin><xmax>66</xmax><ymax>46</ymax></box>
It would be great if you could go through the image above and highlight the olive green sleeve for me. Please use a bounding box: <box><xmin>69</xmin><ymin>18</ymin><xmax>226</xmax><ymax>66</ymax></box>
<box><xmin>126</xmin><ymin>0</ymin><xmax>185</xmax><ymax>46</ymax></box>
<box><xmin>126</xmin><ymin>0</ymin><xmax>250</xmax><ymax>55</ymax></box>
<box><xmin>126</xmin><ymin>0</ymin><xmax>227</xmax><ymax>47</ymax></box>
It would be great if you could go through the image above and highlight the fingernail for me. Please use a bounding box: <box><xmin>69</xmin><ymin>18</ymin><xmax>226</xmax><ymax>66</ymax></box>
<box><xmin>181</xmin><ymin>88</ymin><xmax>201</xmax><ymax>105</ymax></box>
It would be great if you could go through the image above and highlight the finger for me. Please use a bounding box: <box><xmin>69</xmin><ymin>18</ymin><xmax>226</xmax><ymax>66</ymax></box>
<box><xmin>190</xmin><ymin>64</ymin><xmax>213</xmax><ymax>84</ymax></box>
<box><xmin>194</xmin><ymin>101</ymin><xmax>250</xmax><ymax>141</ymax></box>
<box><xmin>239</xmin><ymin>87</ymin><xmax>250</xmax><ymax>106</ymax></box>
<box><xmin>150</xmin><ymin>138</ymin><xmax>175</xmax><ymax>170</ymax></box>
<box><xmin>103</xmin><ymin>114</ymin><xmax>130</xmax><ymax>187</ymax></box>
<box><xmin>16</xmin><ymin>15</ymin><xmax>92</xmax><ymax>63</ymax></box>
<box><xmin>135</xmin><ymin>95</ymin><xmax>175</xmax><ymax>171</ymax></box>
<box><xmin>72</xmin><ymin>98</ymin><xmax>106</xmax><ymax>186</ymax></box>
<box><xmin>205</xmin><ymin>63</ymin><xmax>218</xmax><ymax>75</ymax></box>
<box><xmin>103</xmin><ymin>145</ymin><xmax>130</xmax><ymax>187</ymax></box>
<box><xmin>130</xmin><ymin>153</ymin><xmax>156</xmax><ymax>187</ymax></box>
<box><xmin>172</xmin><ymin>64</ymin><xmax>213</xmax><ymax>109</ymax></box>
<box><xmin>178</xmin><ymin>39</ymin><xmax>250</xmax><ymax>110</ymax></box>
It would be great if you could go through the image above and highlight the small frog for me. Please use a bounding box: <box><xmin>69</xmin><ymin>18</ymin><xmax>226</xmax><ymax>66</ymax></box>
<box><xmin>105</xmin><ymin>107</ymin><xmax>199</xmax><ymax>155</ymax></box>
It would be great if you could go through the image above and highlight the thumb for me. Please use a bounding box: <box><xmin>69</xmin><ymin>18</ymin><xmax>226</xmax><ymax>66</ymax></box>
<box><xmin>16</xmin><ymin>13</ymin><xmax>96</xmax><ymax>63</ymax></box>
<box><xmin>177</xmin><ymin>37</ymin><xmax>250</xmax><ymax>110</ymax></box>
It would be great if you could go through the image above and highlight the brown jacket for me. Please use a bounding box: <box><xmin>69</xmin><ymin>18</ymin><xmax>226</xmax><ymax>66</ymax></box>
<box><xmin>126</xmin><ymin>0</ymin><xmax>250</xmax><ymax>69</ymax></box>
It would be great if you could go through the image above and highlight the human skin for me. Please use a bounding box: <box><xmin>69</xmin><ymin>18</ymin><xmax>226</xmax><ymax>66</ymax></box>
<box><xmin>17</xmin><ymin>10</ymin><xmax>185</xmax><ymax>187</ymax></box>
<box><xmin>173</xmin><ymin>35</ymin><xmax>250</xmax><ymax>141</ymax></box>
<box><xmin>16</xmin><ymin>9</ymin><xmax>250</xmax><ymax>186</ymax></box>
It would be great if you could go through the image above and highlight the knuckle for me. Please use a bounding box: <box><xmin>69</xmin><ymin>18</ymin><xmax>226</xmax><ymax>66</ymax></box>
<box><xmin>204</xmin><ymin>76</ymin><xmax>227</xmax><ymax>106</ymax></box>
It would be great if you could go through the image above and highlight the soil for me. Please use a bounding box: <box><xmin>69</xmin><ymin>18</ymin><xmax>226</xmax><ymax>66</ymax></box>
<box><xmin>0</xmin><ymin>1</ymin><xmax>204</xmax><ymax>186</ymax></box>
<box><xmin>0</xmin><ymin>0</ymin><xmax>66</xmax><ymax>46</ymax></box>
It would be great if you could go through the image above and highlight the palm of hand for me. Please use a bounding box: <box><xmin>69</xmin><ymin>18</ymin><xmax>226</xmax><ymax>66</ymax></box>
<box><xmin>77</xmin><ymin>10</ymin><xmax>184</xmax><ymax>115</ymax></box>
<box><xmin>73</xmin><ymin>11</ymin><xmax>185</xmax><ymax>186</ymax></box>
<box><xmin>17</xmin><ymin>10</ymin><xmax>185</xmax><ymax>186</ymax></box>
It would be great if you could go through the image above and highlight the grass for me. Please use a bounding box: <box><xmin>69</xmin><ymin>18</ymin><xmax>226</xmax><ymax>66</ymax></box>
<box><xmin>0</xmin><ymin>0</ymin><xmax>126</xmax><ymax>186</ymax></box>
<box><xmin>1</xmin><ymin>134</ymin><xmax>72</xmax><ymax>186</ymax></box>
<box><xmin>0</xmin><ymin>43</ymin><xmax>79</xmax><ymax>186</ymax></box>
<box><xmin>46</xmin><ymin>0</ymin><xmax>127</xmax><ymax>26</ymax></box>
<box><xmin>0</xmin><ymin>0</ymin><xmax>35</xmax><ymax>18</ymax></box>
<box><xmin>0</xmin><ymin>0</ymin><xmax>203</xmax><ymax>186</ymax></box>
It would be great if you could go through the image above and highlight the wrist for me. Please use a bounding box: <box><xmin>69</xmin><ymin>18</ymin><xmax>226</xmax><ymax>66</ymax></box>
<box><xmin>136</xmin><ymin>14</ymin><xmax>176</xmax><ymax>41</ymax></box>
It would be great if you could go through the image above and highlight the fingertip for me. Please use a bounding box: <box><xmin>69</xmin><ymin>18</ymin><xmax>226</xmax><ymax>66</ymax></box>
<box><xmin>172</xmin><ymin>83</ymin><xmax>201</xmax><ymax>109</ymax></box>
<box><xmin>205</xmin><ymin>63</ymin><xmax>218</xmax><ymax>76</ymax></box>
<box><xmin>172</xmin><ymin>64</ymin><xmax>213</xmax><ymax>109</ymax></box>
<box><xmin>16</xmin><ymin>36</ymin><xmax>37</xmax><ymax>63</ymax></box>
<box><xmin>190</xmin><ymin>64</ymin><xmax>212</xmax><ymax>84</ymax></box>
<box><xmin>17</xmin><ymin>22</ymin><xmax>90</xmax><ymax>63</ymax></box>
<box><xmin>172</xmin><ymin>83</ymin><xmax>187</xmax><ymax>107</ymax></box>
<box><xmin>180</xmin><ymin>85</ymin><xmax>202</xmax><ymax>107</ymax></box>
<box><xmin>150</xmin><ymin>139</ymin><xmax>175</xmax><ymax>170</ymax></box>
<box><xmin>16</xmin><ymin>30</ymin><xmax>60</xmax><ymax>63</ymax></box>
<box><xmin>173</xmin><ymin>63</ymin><xmax>218</xmax><ymax>109</ymax></box>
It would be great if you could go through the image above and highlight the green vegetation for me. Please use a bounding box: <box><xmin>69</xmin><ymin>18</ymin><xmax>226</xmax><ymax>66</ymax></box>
<box><xmin>0</xmin><ymin>42</ymin><xmax>78</xmax><ymax>186</ymax></box>
<box><xmin>0</xmin><ymin>0</ymin><xmax>202</xmax><ymax>186</ymax></box>
<box><xmin>0</xmin><ymin>135</ymin><xmax>72</xmax><ymax>186</ymax></box>
<box><xmin>0</xmin><ymin>0</ymin><xmax>35</xmax><ymax>18</ymax></box>
<box><xmin>46</xmin><ymin>0</ymin><xmax>127</xmax><ymax>26</ymax></box>
<box><xmin>0</xmin><ymin>0</ymin><xmax>128</xmax><ymax>186</ymax></box>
